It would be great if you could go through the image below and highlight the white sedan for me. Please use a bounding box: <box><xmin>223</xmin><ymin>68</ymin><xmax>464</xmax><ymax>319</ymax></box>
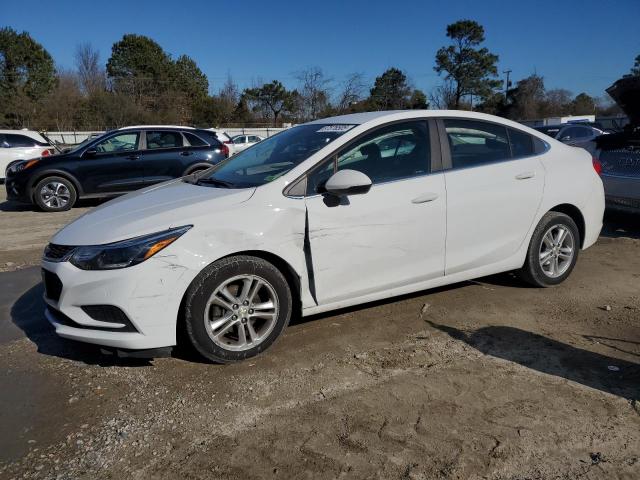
<box><xmin>231</xmin><ymin>134</ymin><xmax>264</xmax><ymax>152</ymax></box>
<box><xmin>41</xmin><ymin>110</ymin><xmax>604</xmax><ymax>362</ymax></box>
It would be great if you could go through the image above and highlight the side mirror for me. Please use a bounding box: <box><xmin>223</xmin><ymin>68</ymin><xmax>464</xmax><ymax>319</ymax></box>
<box><xmin>560</xmin><ymin>136</ymin><xmax>571</xmax><ymax>142</ymax></box>
<box><xmin>324</xmin><ymin>169</ymin><xmax>372</xmax><ymax>196</ymax></box>
<box><xmin>84</xmin><ymin>148</ymin><xmax>97</xmax><ymax>157</ymax></box>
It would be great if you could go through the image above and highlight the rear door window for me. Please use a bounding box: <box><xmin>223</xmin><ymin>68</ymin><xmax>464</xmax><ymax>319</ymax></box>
<box><xmin>444</xmin><ymin>119</ymin><xmax>510</xmax><ymax>169</ymax></box>
<box><xmin>146</xmin><ymin>131</ymin><xmax>184</xmax><ymax>150</ymax></box>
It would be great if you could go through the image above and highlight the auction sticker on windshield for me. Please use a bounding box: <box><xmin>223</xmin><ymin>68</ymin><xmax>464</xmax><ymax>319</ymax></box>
<box><xmin>316</xmin><ymin>125</ymin><xmax>356</xmax><ymax>133</ymax></box>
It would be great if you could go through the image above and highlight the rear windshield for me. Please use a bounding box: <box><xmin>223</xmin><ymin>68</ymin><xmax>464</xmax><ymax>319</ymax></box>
<box><xmin>197</xmin><ymin>124</ymin><xmax>354</xmax><ymax>188</ymax></box>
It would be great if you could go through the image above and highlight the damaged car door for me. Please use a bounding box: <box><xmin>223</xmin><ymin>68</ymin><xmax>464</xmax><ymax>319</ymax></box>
<box><xmin>304</xmin><ymin>120</ymin><xmax>446</xmax><ymax>305</ymax></box>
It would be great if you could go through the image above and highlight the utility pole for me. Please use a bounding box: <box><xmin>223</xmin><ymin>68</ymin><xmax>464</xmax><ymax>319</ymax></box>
<box><xmin>503</xmin><ymin>69</ymin><xmax>512</xmax><ymax>98</ymax></box>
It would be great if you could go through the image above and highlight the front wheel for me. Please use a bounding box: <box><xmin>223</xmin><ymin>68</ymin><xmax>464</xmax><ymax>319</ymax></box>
<box><xmin>183</xmin><ymin>256</ymin><xmax>292</xmax><ymax>363</ymax></box>
<box><xmin>33</xmin><ymin>176</ymin><xmax>77</xmax><ymax>212</ymax></box>
<box><xmin>519</xmin><ymin>211</ymin><xmax>580</xmax><ymax>287</ymax></box>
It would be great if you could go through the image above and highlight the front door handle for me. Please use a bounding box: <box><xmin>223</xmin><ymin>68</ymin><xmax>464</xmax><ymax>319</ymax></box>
<box><xmin>127</xmin><ymin>154</ymin><xmax>139</xmax><ymax>160</ymax></box>
<box><xmin>515</xmin><ymin>172</ymin><xmax>535</xmax><ymax>180</ymax></box>
<box><xmin>411</xmin><ymin>192</ymin><xmax>439</xmax><ymax>204</ymax></box>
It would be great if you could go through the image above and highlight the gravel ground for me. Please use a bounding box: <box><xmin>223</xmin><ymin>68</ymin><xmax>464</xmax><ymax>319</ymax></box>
<box><xmin>0</xmin><ymin>189</ymin><xmax>639</xmax><ymax>479</ymax></box>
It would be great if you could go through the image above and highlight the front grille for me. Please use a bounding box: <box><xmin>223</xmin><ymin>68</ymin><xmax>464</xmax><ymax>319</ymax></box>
<box><xmin>81</xmin><ymin>305</ymin><xmax>138</xmax><ymax>332</ymax></box>
<box><xmin>43</xmin><ymin>243</ymin><xmax>75</xmax><ymax>262</ymax></box>
<box><xmin>42</xmin><ymin>269</ymin><xmax>63</xmax><ymax>302</ymax></box>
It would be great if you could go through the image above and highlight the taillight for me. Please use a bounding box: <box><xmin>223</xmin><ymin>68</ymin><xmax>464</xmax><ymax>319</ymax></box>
<box><xmin>41</xmin><ymin>149</ymin><xmax>50</xmax><ymax>157</ymax></box>
<box><xmin>592</xmin><ymin>157</ymin><xmax>602</xmax><ymax>175</ymax></box>
<box><xmin>220</xmin><ymin>144</ymin><xmax>229</xmax><ymax>157</ymax></box>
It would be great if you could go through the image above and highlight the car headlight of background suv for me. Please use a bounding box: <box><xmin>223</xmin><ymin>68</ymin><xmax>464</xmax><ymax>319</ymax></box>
<box><xmin>45</xmin><ymin>226</ymin><xmax>192</xmax><ymax>270</ymax></box>
<box><xmin>7</xmin><ymin>158</ymin><xmax>39</xmax><ymax>175</ymax></box>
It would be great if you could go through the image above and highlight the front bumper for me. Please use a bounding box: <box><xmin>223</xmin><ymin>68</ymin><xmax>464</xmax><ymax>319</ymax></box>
<box><xmin>42</xmin><ymin>248</ymin><xmax>200</xmax><ymax>350</ymax></box>
<box><xmin>4</xmin><ymin>175</ymin><xmax>30</xmax><ymax>203</ymax></box>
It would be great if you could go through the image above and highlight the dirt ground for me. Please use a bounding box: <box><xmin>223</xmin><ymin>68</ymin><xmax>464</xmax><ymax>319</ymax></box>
<box><xmin>0</xmin><ymin>189</ymin><xmax>639</xmax><ymax>480</ymax></box>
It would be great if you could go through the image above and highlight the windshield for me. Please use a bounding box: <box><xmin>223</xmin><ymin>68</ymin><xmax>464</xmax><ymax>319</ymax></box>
<box><xmin>197</xmin><ymin>124</ymin><xmax>354</xmax><ymax>188</ymax></box>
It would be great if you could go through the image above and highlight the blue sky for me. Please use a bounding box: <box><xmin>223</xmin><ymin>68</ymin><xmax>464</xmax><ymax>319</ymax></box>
<box><xmin>3</xmin><ymin>0</ymin><xmax>639</xmax><ymax>101</ymax></box>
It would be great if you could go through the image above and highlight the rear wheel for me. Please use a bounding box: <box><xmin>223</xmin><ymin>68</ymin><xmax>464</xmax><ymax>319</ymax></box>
<box><xmin>519</xmin><ymin>211</ymin><xmax>580</xmax><ymax>287</ymax></box>
<box><xmin>33</xmin><ymin>176</ymin><xmax>77</xmax><ymax>212</ymax></box>
<box><xmin>183</xmin><ymin>256</ymin><xmax>292</xmax><ymax>363</ymax></box>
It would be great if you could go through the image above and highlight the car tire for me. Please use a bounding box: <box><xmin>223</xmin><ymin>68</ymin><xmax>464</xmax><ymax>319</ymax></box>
<box><xmin>183</xmin><ymin>255</ymin><xmax>292</xmax><ymax>363</ymax></box>
<box><xmin>519</xmin><ymin>211</ymin><xmax>580</xmax><ymax>287</ymax></box>
<box><xmin>33</xmin><ymin>176</ymin><xmax>77</xmax><ymax>212</ymax></box>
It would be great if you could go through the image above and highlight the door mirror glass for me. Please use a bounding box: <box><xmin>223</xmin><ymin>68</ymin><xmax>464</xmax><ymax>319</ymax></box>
<box><xmin>325</xmin><ymin>169</ymin><xmax>372</xmax><ymax>196</ymax></box>
<box><xmin>561</xmin><ymin>136</ymin><xmax>571</xmax><ymax>142</ymax></box>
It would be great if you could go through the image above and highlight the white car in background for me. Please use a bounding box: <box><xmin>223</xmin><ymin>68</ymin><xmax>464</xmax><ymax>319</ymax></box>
<box><xmin>1</xmin><ymin>130</ymin><xmax>57</xmax><ymax>180</ymax></box>
<box><xmin>231</xmin><ymin>134</ymin><xmax>264</xmax><ymax>152</ymax></box>
<box><xmin>206</xmin><ymin>129</ymin><xmax>236</xmax><ymax>156</ymax></box>
<box><xmin>41</xmin><ymin>110</ymin><xmax>604</xmax><ymax>363</ymax></box>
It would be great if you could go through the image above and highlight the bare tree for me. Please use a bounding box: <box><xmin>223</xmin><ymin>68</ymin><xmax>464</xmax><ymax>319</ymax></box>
<box><xmin>336</xmin><ymin>73</ymin><xmax>366</xmax><ymax>113</ymax></box>
<box><xmin>75</xmin><ymin>42</ymin><xmax>105</xmax><ymax>95</ymax></box>
<box><xmin>295</xmin><ymin>67</ymin><xmax>332</xmax><ymax>120</ymax></box>
<box><xmin>429</xmin><ymin>79</ymin><xmax>457</xmax><ymax>109</ymax></box>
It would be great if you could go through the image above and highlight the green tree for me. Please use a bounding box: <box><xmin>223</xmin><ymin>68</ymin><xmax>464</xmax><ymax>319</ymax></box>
<box><xmin>106</xmin><ymin>34</ymin><xmax>173</xmax><ymax>102</ymax></box>
<box><xmin>434</xmin><ymin>19</ymin><xmax>500</xmax><ymax>109</ymax></box>
<box><xmin>409</xmin><ymin>89</ymin><xmax>428</xmax><ymax>109</ymax></box>
<box><xmin>243</xmin><ymin>80</ymin><xmax>297</xmax><ymax>125</ymax></box>
<box><xmin>570</xmin><ymin>92</ymin><xmax>596</xmax><ymax>115</ymax></box>
<box><xmin>369</xmin><ymin>68</ymin><xmax>412</xmax><ymax>110</ymax></box>
<box><xmin>172</xmin><ymin>54</ymin><xmax>208</xmax><ymax>100</ymax></box>
<box><xmin>0</xmin><ymin>27</ymin><xmax>56</xmax><ymax>126</ymax></box>
<box><xmin>507</xmin><ymin>74</ymin><xmax>546</xmax><ymax>120</ymax></box>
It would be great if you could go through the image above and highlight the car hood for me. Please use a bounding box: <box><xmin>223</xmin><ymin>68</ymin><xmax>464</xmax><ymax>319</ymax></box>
<box><xmin>52</xmin><ymin>179</ymin><xmax>256</xmax><ymax>245</ymax></box>
<box><xmin>606</xmin><ymin>75</ymin><xmax>640</xmax><ymax>126</ymax></box>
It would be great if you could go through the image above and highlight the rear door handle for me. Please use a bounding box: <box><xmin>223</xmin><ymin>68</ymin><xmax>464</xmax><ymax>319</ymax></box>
<box><xmin>515</xmin><ymin>172</ymin><xmax>535</xmax><ymax>180</ymax></box>
<box><xmin>180</xmin><ymin>151</ymin><xmax>193</xmax><ymax>156</ymax></box>
<box><xmin>127</xmin><ymin>154</ymin><xmax>139</xmax><ymax>160</ymax></box>
<box><xmin>411</xmin><ymin>192</ymin><xmax>439</xmax><ymax>204</ymax></box>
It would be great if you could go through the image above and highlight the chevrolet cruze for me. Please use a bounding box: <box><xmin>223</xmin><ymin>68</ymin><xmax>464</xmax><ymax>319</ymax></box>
<box><xmin>41</xmin><ymin>111</ymin><xmax>605</xmax><ymax>362</ymax></box>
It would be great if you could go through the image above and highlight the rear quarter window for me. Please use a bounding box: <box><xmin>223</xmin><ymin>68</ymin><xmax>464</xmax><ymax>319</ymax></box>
<box><xmin>193</xmin><ymin>130</ymin><xmax>221</xmax><ymax>147</ymax></box>
<box><xmin>183</xmin><ymin>132</ymin><xmax>208</xmax><ymax>147</ymax></box>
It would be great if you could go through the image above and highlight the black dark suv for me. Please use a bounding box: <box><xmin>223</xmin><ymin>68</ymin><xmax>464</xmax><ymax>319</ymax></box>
<box><xmin>5</xmin><ymin>126</ymin><xmax>229</xmax><ymax>211</ymax></box>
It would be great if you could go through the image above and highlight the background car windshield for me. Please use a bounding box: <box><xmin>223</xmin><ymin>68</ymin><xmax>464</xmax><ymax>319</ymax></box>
<box><xmin>202</xmin><ymin>124</ymin><xmax>353</xmax><ymax>187</ymax></box>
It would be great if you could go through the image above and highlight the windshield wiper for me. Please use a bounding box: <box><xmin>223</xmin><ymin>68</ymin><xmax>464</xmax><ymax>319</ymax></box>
<box><xmin>195</xmin><ymin>177</ymin><xmax>236</xmax><ymax>188</ymax></box>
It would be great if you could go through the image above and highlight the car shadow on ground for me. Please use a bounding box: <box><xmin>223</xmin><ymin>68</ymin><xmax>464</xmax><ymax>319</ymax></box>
<box><xmin>11</xmin><ymin>282</ymin><xmax>151</xmax><ymax>366</ymax></box>
<box><xmin>427</xmin><ymin>320</ymin><xmax>640</xmax><ymax>401</ymax></box>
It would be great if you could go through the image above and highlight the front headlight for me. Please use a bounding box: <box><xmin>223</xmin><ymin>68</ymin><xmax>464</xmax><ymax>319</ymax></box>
<box><xmin>69</xmin><ymin>226</ymin><xmax>192</xmax><ymax>270</ymax></box>
<box><xmin>8</xmin><ymin>159</ymin><xmax>39</xmax><ymax>174</ymax></box>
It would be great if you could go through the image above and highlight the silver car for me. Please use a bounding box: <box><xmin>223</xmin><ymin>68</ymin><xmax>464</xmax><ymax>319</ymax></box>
<box><xmin>535</xmin><ymin>124</ymin><xmax>605</xmax><ymax>152</ymax></box>
<box><xmin>596</xmin><ymin>75</ymin><xmax>640</xmax><ymax>213</ymax></box>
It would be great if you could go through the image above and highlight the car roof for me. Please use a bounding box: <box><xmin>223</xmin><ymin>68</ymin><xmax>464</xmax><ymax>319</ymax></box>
<box><xmin>306</xmin><ymin>110</ymin><xmax>553</xmax><ymax>141</ymax></box>
<box><xmin>118</xmin><ymin>125</ymin><xmax>196</xmax><ymax>130</ymax></box>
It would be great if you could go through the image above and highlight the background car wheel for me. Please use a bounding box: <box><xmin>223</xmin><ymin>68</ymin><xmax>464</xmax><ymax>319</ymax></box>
<box><xmin>519</xmin><ymin>211</ymin><xmax>580</xmax><ymax>287</ymax></box>
<box><xmin>33</xmin><ymin>176</ymin><xmax>77</xmax><ymax>212</ymax></box>
<box><xmin>183</xmin><ymin>255</ymin><xmax>292</xmax><ymax>363</ymax></box>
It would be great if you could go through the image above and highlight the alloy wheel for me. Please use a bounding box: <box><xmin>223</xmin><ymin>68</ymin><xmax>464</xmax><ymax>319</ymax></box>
<box><xmin>538</xmin><ymin>224</ymin><xmax>575</xmax><ymax>278</ymax></box>
<box><xmin>40</xmin><ymin>181</ymin><xmax>71</xmax><ymax>209</ymax></box>
<box><xmin>203</xmin><ymin>274</ymin><xmax>279</xmax><ymax>351</ymax></box>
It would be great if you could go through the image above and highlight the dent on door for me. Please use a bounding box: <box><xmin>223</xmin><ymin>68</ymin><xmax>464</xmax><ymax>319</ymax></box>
<box><xmin>305</xmin><ymin>174</ymin><xmax>447</xmax><ymax>306</ymax></box>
